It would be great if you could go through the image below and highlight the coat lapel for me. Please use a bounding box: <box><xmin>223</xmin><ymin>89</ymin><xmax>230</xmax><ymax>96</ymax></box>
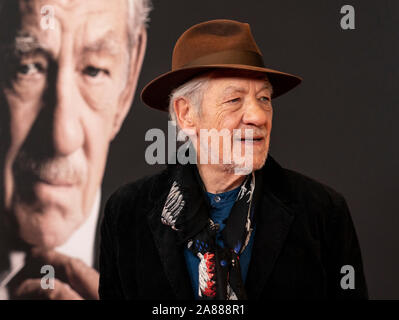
<box><xmin>146</xmin><ymin>168</ymin><xmax>194</xmax><ymax>300</ymax></box>
<box><xmin>245</xmin><ymin>156</ymin><xmax>296</xmax><ymax>300</ymax></box>
<box><xmin>245</xmin><ymin>191</ymin><xmax>295</xmax><ymax>299</ymax></box>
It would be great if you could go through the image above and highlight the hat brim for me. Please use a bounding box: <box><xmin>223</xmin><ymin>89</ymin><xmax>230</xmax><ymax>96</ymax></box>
<box><xmin>141</xmin><ymin>64</ymin><xmax>302</xmax><ymax>112</ymax></box>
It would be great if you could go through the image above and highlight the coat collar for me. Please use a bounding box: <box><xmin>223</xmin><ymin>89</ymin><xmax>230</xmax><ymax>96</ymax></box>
<box><xmin>146</xmin><ymin>155</ymin><xmax>297</xmax><ymax>299</ymax></box>
<box><xmin>146</xmin><ymin>167</ymin><xmax>194</xmax><ymax>299</ymax></box>
<box><xmin>245</xmin><ymin>156</ymin><xmax>296</xmax><ymax>299</ymax></box>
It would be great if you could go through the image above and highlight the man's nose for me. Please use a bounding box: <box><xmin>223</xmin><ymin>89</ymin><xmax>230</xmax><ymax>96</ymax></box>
<box><xmin>52</xmin><ymin>66</ymin><xmax>84</xmax><ymax>156</ymax></box>
<box><xmin>241</xmin><ymin>97</ymin><xmax>271</xmax><ymax>127</ymax></box>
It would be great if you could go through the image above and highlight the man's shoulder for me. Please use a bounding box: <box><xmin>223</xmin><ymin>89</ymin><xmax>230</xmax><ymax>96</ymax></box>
<box><xmin>264</xmin><ymin>156</ymin><xmax>348</xmax><ymax>212</ymax></box>
<box><xmin>103</xmin><ymin>167</ymin><xmax>170</xmax><ymax>222</ymax></box>
<box><xmin>283</xmin><ymin>167</ymin><xmax>345</xmax><ymax>207</ymax></box>
<box><xmin>108</xmin><ymin>168</ymin><xmax>168</xmax><ymax>205</ymax></box>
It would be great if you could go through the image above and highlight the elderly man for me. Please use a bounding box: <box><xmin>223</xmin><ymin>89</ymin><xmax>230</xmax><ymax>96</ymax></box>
<box><xmin>0</xmin><ymin>0</ymin><xmax>150</xmax><ymax>299</ymax></box>
<box><xmin>99</xmin><ymin>19</ymin><xmax>368</xmax><ymax>300</ymax></box>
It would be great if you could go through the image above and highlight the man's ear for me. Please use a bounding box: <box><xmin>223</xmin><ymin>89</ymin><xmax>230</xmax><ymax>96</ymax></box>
<box><xmin>174</xmin><ymin>97</ymin><xmax>197</xmax><ymax>134</ymax></box>
<box><xmin>111</xmin><ymin>27</ymin><xmax>147</xmax><ymax>141</ymax></box>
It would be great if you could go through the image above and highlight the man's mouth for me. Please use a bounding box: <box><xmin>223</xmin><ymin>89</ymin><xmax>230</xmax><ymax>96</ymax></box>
<box><xmin>35</xmin><ymin>174</ymin><xmax>76</xmax><ymax>187</ymax></box>
<box><xmin>237</xmin><ymin>137</ymin><xmax>265</xmax><ymax>143</ymax></box>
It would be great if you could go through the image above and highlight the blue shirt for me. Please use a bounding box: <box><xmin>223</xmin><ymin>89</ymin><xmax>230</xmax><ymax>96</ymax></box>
<box><xmin>184</xmin><ymin>186</ymin><xmax>256</xmax><ymax>299</ymax></box>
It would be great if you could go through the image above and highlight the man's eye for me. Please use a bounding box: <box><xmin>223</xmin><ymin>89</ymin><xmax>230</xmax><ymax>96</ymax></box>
<box><xmin>259</xmin><ymin>96</ymin><xmax>271</xmax><ymax>103</ymax></box>
<box><xmin>17</xmin><ymin>63</ymin><xmax>44</xmax><ymax>76</ymax></box>
<box><xmin>227</xmin><ymin>97</ymin><xmax>241</xmax><ymax>104</ymax></box>
<box><xmin>83</xmin><ymin>66</ymin><xmax>109</xmax><ymax>78</ymax></box>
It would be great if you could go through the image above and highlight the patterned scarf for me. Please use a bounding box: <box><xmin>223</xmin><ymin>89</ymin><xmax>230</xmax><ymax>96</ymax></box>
<box><xmin>161</xmin><ymin>164</ymin><xmax>256</xmax><ymax>300</ymax></box>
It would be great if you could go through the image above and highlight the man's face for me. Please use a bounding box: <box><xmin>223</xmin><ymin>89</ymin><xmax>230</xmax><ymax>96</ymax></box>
<box><xmin>1</xmin><ymin>0</ymin><xmax>143</xmax><ymax>248</ymax></box>
<box><xmin>192</xmin><ymin>73</ymin><xmax>273</xmax><ymax>173</ymax></box>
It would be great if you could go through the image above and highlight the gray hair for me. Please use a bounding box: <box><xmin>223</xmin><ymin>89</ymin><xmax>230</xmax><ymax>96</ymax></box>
<box><xmin>127</xmin><ymin>0</ymin><xmax>152</xmax><ymax>49</ymax></box>
<box><xmin>168</xmin><ymin>75</ymin><xmax>210</xmax><ymax>125</ymax></box>
<box><xmin>0</xmin><ymin>0</ymin><xmax>151</xmax><ymax>49</ymax></box>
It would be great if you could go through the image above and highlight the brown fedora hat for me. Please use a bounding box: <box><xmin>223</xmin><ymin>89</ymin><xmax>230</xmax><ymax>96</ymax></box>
<box><xmin>141</xmin><ymin>19</ymin><xmax>302</xmax><ymax>111</ymax></box>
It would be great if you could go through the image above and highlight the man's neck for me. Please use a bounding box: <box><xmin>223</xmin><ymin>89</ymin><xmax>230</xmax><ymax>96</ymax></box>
<box><xmin>196</xmin><ymin>164</ymin><xmax>246</xmax><ymax>194</ymax></box>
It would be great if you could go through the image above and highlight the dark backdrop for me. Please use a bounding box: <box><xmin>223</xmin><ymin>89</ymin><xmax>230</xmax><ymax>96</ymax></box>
<box><xmin>103</xmin><ymin>0</ymin><xmax>399</xmax><ymax>299</ymax></box>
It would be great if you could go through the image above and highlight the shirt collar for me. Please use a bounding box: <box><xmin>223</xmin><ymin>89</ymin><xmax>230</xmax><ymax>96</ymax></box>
<box><xmin>55</xmin><ymin>189</ymin><xmax>101</xmax><ymax>266</ymax></box>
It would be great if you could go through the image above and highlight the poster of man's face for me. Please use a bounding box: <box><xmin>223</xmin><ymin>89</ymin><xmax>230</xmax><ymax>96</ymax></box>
<box><xmin>0</xmin><ymin>0</ymin><xmax>398</xmax><ymax>301</ymax></box>
<box><xmin>0</xmin><ymin>0</ymin><xmax>148</xmax><ymax>299</ymax></box>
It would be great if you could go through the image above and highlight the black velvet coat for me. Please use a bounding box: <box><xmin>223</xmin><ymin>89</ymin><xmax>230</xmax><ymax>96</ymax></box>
<box><xmin>98</xmin><ymin>156</ymin><xmax>368</xmax><ymax>300</ymax></box>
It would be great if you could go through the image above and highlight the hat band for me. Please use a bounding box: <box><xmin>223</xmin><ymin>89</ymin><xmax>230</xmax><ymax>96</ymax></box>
<box><xmin>179</xmin><ymin>50</ymin><xmax>265</xmax><ymax>69</ymax></box>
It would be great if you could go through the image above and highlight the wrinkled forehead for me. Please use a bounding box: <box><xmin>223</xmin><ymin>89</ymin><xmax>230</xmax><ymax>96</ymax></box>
<box><xmin>0</xmin><ymin>0</ymin><xmax>129</xmax><ymax>57</ymax></box>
